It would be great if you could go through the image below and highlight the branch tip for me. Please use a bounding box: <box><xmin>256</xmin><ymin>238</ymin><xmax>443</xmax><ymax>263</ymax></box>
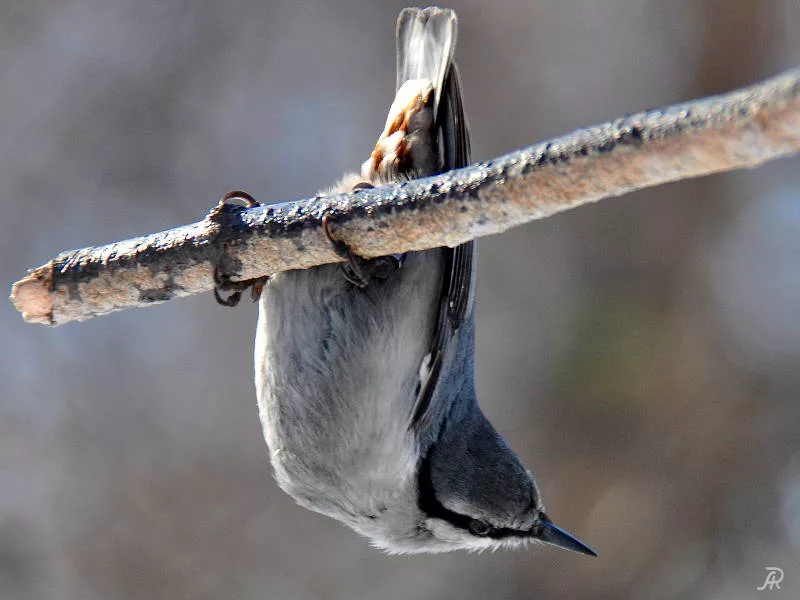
<box><xmin>10</xmin><ymin>266</ymin><xmax>54</xmax><ymax>325</ymax></box>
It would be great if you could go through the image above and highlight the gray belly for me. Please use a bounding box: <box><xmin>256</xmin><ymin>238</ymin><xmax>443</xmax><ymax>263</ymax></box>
<box><xmin>253</xmin><ymin>251</ymin><xmax>442</xmax><ymax>519</ymax></box>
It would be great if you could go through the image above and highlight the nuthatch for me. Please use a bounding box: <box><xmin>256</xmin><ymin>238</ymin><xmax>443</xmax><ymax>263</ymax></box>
<box><xmin>221</xmin><ymin>7</ymin><xmax>596</xmax><ymax>555</ymax></box>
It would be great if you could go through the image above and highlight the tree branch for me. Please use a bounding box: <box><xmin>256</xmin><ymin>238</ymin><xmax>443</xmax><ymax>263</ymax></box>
<box><xmin>10</xmin><ymin>66</ymin><xmax>800</xmax><ymax>326</ymax></box>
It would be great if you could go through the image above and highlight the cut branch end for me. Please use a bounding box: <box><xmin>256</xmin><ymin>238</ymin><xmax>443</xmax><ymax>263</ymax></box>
<box><xmin>10</xmin><ymin>266</ymin><xmax>54</xmax><ymax>325</ymax></box>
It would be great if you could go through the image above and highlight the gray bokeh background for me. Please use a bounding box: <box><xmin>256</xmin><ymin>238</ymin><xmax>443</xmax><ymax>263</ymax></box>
<box><xmin>3</xmin><ymin>1</ymin><xmax>800</xmax><ymax>598</ymax></box>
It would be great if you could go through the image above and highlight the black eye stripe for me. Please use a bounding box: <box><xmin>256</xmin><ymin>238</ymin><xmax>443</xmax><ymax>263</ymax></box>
<box><xmin>417</xmin><ymin>454</ymin><xmax>528</xmax><ymax>540</ymax></box>
<box><xmin>417</xmin><ymin>453</ymin><xmax>471</xmax><ymax>529</ymax></box>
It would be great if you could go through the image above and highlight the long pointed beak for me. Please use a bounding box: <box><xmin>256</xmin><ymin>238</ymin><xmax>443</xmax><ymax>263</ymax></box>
<box><xmin>534</xmin><ymin>515</ymin><xmax>597</xmax><ymax>557</ymax></box>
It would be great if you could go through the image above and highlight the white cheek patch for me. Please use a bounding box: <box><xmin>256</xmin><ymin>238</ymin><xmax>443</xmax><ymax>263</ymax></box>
<box><xmin>424</xmin><ymin>519</ymin><xmax>498</xmax><ymax>552</ymax></box>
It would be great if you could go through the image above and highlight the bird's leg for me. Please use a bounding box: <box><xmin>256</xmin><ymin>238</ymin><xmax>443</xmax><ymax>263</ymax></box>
<box><xmin>322</xmin><ymin>214</ymin><xmax>370</xmax><ymax>288</ymax></box>
<box><xmin>322</xmin><ymin>184</ymin><xmax>401</xmax><ymax>288</ymax></box>
<box><xmin>213</xmin><ymin>190</ymin><xmax>269</xmax><ymax>307</ymax></box>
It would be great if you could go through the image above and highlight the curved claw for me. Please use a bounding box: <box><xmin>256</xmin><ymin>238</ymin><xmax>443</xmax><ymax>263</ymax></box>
<box><xmin>213</xmin><ymin>189</ymin><xmax>266</xmax><ymax>306</ymax></box>
<box><xmin>213</xmin><ymin>266</ymin><xmax>268</xmax><ymax>307</ymax></box>
<box><xmin>322</xmin><ymin>209</ymin><xmax>401</xmax><ymax>289</ymax></box>
<box><xmin>322</xmin><ymin>214</ymin><xmax>370</xmax><ymax>288</ymax></box>
<box><xmin>219</xmin><ymin>190</ymin><xmax>260</xmax><ymax>207</ymax></box>
<box><xmin>213</xmin><ymin>283</ymin><xmax>243</xmax><ymax>307</ymax></box>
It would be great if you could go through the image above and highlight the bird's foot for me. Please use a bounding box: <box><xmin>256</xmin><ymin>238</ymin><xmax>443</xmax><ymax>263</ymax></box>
<box><xmin>322</xmin><ymin>187</ymin><xmax>400</xmax><ymax>288</ymax></box>
<box><xmin>213</xmin><ymin>190</ymin><xmax>269</xmax><ymax>307</ymax></box>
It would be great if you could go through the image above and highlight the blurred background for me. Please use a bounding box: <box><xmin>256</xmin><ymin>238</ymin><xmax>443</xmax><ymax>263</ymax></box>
<box><xmin>2</xmin><ymin>0</ymin><xmax>799</xmax><ymax>598</ymax></box>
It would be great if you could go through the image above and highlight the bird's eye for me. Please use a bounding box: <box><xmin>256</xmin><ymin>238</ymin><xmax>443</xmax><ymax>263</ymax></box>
<box><xmin>468</xmin><ymin>519</ymin><xmax>492</xmax><ymax>536</ymax></box>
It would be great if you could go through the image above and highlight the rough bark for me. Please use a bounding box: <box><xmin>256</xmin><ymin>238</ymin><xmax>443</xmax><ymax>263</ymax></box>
<box><xmin>10</xmin><ymin>66</ymin><xmax>800</xmax><ymax>326</ymax></box>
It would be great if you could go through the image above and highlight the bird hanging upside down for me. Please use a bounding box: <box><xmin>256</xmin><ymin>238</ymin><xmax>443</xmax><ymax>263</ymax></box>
<box><xmin>217</xmin><ymin>7</ymin><xmax>596</xmax><ymax>556</ymax></box>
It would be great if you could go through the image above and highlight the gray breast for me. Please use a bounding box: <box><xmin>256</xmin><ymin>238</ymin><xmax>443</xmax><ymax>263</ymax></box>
<box><xmin>253</xmin><ymin>251</ymin><xmax>444</xmax><ymax>519</ymax></box>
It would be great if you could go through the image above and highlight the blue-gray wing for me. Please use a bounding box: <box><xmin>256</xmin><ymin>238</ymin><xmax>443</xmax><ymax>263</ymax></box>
<box><xmin>395</xmin><ymin>7</ymin><xmax>473</xmax><ymax>433</ymax></box>
<box><xmin>410</xmin><ymin>62</ymin><xmax>474</xmax><ymax>433</ymax></box>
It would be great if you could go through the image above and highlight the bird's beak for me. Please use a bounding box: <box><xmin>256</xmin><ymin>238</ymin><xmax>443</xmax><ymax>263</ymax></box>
<box><xmin>533</xmin><ymin>514</ymin><xmax>597</xmax><ymax>557</ymax></box>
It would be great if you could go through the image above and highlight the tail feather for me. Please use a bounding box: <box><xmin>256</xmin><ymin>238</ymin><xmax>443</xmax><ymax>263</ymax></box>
<box><xmin>396</xmin><ymin>7</ymin><xmax>457</xmax><ymax>116</ymax></box>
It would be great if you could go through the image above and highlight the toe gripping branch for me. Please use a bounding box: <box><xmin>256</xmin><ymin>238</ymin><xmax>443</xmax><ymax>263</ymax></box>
<box><xmin>213</xmin><ymin>190</ymin><xmax>268</xmax><ymax>307</ymax></box>
<box><xmin>213</xmin><ymin>184</ymin><xmax>401</xmax><ymax>306</ymax></box>
<box><xmin>322</xmin><ymin>212</ymin><xmax>401</xmax><ymax>289</ymax></box>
